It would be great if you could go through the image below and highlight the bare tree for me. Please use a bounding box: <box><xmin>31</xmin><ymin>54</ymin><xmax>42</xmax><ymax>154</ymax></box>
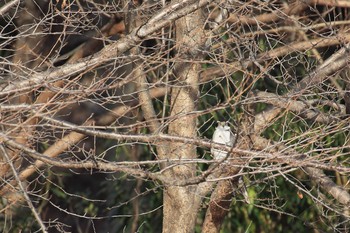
<box><xmin>0</xmin><ymin>0</ymin><xmax>350</xmax><ymax>232</ymax></box>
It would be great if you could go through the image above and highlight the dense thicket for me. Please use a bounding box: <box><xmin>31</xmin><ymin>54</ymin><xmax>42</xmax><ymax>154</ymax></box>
<box><xmin>0</xmin><ymin>0</ymin><xmax>349</xmax><ymax>232</ymax></box>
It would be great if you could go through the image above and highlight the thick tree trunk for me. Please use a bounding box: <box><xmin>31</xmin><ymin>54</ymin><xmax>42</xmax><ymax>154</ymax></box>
<box><xmin>162</xmin><ymin>2</ymin><xmax>207</xmax><ymax>232</ymax></box>
<box><xmin>163</xmin><ymin>62</ymin><xmax>202</xmax><ymax>233</ymax></box>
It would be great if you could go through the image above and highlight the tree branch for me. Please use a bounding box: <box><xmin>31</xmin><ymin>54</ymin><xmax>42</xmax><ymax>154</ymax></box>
<box><xmin>0</xmin><ymin>145</ymin><xmax>48</xmax><ymax>233</ymax></box>
<box><xmin>1</xmin><ymin>0</ymin><xmax>214</xmax><ymax>97</ymax></box>
<box><xmin>201</xmin><ymin>34</ymin><xmax>350</xmax><ymax>81</ymax></box>
<box><xmin>0</xmin><ymin>0</ymin><xmax>19</xmax><ymax>16</ymax></box>
<box><xmin>252</xmin><ymin>136</ymin><xmax>350</xmax><ymax>206</ymax></box>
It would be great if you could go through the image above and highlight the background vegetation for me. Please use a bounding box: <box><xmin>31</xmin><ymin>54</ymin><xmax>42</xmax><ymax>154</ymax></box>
<box><xmin>0</xmin><ymin>0</ymin><xmax>349</xmax><ymax>232</ymax></box>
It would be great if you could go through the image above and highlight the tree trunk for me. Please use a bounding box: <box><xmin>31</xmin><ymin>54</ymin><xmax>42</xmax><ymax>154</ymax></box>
<box><xmin>162</xmin><ymin>2</ymin><xmax>207</xmax><ymax>232</ymax></box>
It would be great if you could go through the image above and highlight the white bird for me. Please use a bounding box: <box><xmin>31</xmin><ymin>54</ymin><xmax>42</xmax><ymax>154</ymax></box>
<box><xmin>211</xmin><ymin>121</ymin><xmax>236</xmax><ymax>161</ymax></box>
<box><xmin>211</xmin><ymin>121</ymin><xmax>251</xmax><ymax>204</ymax></box>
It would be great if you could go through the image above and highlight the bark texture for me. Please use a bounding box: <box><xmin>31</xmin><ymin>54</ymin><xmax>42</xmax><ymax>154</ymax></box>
<box><xmin>162</xmin><ymin>2</ymin><xmax>207</xmax><ymax>232</ymax></box>
<box><xmin>202</xmin><ymin>177</ymin><xmax>237</xmax><ymax>233</ymax></box>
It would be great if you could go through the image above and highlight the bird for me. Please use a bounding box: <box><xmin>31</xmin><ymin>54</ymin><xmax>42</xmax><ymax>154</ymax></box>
<box><xmin>211</xmin><ymin>121</ymin><xmax>236</xmax><ymax>162</ymax></box>
<box><xmin>211</xmin><ymin>121</ymin><xmax>250</xmax><ymax>204</ymax></box>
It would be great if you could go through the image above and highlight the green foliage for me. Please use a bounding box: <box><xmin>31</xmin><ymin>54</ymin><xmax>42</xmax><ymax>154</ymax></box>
<box><xmin>0</xmin><ymin>204</ymin><xmax>40</xmax><ymax>232</ymax></box>
<box><xmin>2</xmin><ymin>1</ymin><xmax>349</xmax><ymax>232</ymax></box>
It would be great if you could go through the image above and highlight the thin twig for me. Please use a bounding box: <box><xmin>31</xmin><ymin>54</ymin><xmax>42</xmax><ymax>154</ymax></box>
<box><xmin>0</xmin><ymin>145</ymin><xmax>48</xmax><ymax>233</ymax></box>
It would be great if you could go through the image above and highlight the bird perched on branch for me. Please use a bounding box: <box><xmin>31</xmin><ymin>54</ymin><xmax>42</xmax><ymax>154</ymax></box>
<box><xmin>211</xmin><ymin>121</ymin><xmax>250</xmax><ymax>204</ymax></box>
<box><xmin>211</xmin><ymin>121</ymin><xmax>236</xmax><ymax>162</ymax></box>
